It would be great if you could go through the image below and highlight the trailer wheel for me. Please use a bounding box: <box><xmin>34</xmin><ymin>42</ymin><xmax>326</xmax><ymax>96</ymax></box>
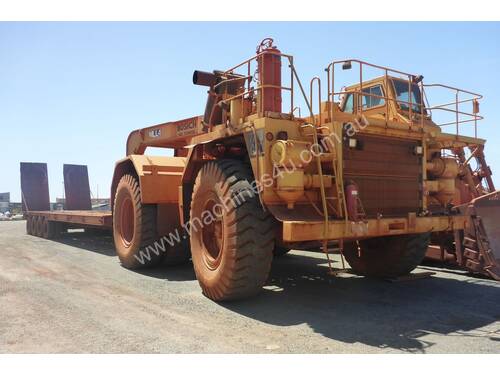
<box><xmin>34</xmin><ymin>216</ymin><xmax>43</xmax><ymax>237</ymax></box>
<box><xmin>26</xmin><ymin>216</ymin><xmax>33</xmax><ymax>235</ymax></box>
<box><xmin>40</xmin><ymin>217</ymin><xmax>49</xmax><ymax>239</ymax></box>
<box><xmin>190</xmin><ymin>159</ymin><xmax>275</xmax><ymax>301</ymax></box>
<box><xmin>46</xmin><ymin>221</ymin><xmax>59</xmax><ymax>239</ymax></box>
<box><xmin>343</xmin><ymin>233</ymin><xmax>431</xmax><ymax>278</ymax></box>
<box><xmin>31</xmin><ymin>216</ymin><xmax>38</xmax><ymax>236</ymax></box>
<box><xmin>113</xmin><ymin>174</ymin><xmax>163</xmax><ymax>269</ymax></box>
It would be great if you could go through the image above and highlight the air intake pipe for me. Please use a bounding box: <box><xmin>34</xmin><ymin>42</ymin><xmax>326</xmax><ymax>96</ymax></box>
<box><xmin>192</xmin><ymin>70</ymin><xmax>218</xmax><ymax>87</ymax></box>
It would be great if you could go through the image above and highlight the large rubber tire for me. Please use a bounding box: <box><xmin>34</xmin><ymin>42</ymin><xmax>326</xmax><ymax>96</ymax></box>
<box><xmin>113</xmin><ymin>174</ymin><xmax>163</xmax><ymax>269</ymax></box>
<box><xmin>343</xmin><ymin>233</ymin><xmax>431</xmax><ymax>278</ymax></box>
<box><xmin>190</xmin><ymin>159</ymin><xmax>275</xmax><ymax>301</ymax></box>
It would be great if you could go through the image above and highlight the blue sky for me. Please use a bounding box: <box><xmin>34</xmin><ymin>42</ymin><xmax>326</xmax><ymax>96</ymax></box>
<box><xmin>1</xmin><ymin>22</ymin><xmax>499</xmax><ymax>201</ymax></box>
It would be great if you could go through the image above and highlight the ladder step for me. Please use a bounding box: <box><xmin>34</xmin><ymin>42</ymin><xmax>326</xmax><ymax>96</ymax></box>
<box><xmin>324</xmin><ymin>248</ymin><xmax>341</xmax><ymax>252</ymax></box>
<box><xmin>463</xmin><ymin>248</ymin><xmax>479</xmax><ymax>260</ymax></box>
<box><xmin>465</xmin><ymin>259</ymin><xmax>482</xmax><ymax>272</ymax></box>
<box><xmin>463</xmin><ymin>237</ymin><xmax>477</xmax><ymax>249</ymax></box>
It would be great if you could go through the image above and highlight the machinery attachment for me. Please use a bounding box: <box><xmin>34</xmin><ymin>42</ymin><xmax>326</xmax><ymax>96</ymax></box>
<box><xmin>426</xmin><ymin>145</ymin><xmax>499</xmax><ymax>280</ymax></box>
<box><xmin>20</xmin><ymin>162</ymin><xmax>51</xmax><ymax>213</ymax></box>
<box><xmin>462</xmin><ymin>191</ymin><xmax>500</xmax><ymax>280</ymax></box>
<box><xmin>63</xmin><ymin>164</ymin><xmax>92</xmax><ymax>210</ymax></box>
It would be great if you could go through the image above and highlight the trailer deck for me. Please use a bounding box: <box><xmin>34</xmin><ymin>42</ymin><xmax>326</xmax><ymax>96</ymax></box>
<box><xmin>21</xmin><ymin>162</ymin><xmax>113</xmax><ymax>238</ymax></box>
<box><xmin>26</xmin><ymin>210</ymin><xmax>112</xmax><ymax>228</ymax></box>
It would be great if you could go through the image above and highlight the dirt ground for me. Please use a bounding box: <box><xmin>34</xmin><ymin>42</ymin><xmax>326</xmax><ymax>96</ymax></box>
<box><xmin>0</xmin><ymin>220</ymin><xmax>499</xmax><ymax>353</ymax></box>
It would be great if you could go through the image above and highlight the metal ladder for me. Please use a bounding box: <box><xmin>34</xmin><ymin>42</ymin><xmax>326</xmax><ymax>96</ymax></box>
<box><xmin>308</xmin><ymin>77</ymin><xmax>349</xmax><ymax>274</ymax></box>
<box><xmin>288</xmin><ymin>70</ymin><xmax>349</xmax><ymax>274</ymax></box>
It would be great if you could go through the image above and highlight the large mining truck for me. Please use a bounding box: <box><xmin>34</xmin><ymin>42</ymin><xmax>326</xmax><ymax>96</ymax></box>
<box><xmin>22</xmin><ymin>38</ymin><xmax>500</xmax><ymax>301</ymax></box>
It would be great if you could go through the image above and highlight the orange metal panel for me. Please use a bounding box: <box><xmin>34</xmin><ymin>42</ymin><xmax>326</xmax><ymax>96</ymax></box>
<box><xmin>128</xmin><ymin>155</ymin><xmax>187</xmax><ymax>204</ymax></box>
<box><xmin>282</xmin><ymin>215</ymin><xmax>465</xmax><ymax>242</ymax></box>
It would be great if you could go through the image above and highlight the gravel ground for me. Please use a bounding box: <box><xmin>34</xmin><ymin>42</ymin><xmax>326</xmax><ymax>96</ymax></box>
<box><xmin>0</xmin><ymin>220</ymin><xmax>499</xmax><ymax>353</ymax></box>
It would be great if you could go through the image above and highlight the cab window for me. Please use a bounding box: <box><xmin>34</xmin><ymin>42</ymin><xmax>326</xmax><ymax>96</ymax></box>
<box><xmin>343</xmin><ymin>93</ymin><xmax>354</xmax><ymax>113</ymax></box>
<box><xmin>392</xmin><ymin>79</ymin><xmax>426</xmax><ymax>114</ymax></box>
<box><xmin>361</xmin><ymin>85</ymin><xmax>385</xmax><ymax>109</ymax></box>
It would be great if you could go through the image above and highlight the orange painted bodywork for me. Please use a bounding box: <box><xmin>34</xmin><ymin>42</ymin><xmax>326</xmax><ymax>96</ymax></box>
<box><xmin>121</xmin><ymin>155</ymin><xmax>186</xmax><ymax>204</ymax></box>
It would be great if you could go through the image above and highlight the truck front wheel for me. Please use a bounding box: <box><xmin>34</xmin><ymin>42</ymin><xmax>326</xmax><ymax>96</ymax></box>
<box><xmin>113</xmin><ymin>174</ymin><xmax>163</xmax><ymax>269</ymax></box>
<box><xmin>190</xmin><ymin>160</ymin><xmax>275</xmax><ymax>301</ymax></box>
<box><xmin>343</xmin><ymin>233</ymin><xmax>430</xmax><ymax>278</ymax></box>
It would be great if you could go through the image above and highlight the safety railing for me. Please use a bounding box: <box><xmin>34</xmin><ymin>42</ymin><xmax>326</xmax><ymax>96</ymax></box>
<box><xmin>423</xmin><ymin>83</ymin><xmax>483</xmax><ymax>138</ymax></box>
<box><xmin>325</xmin><ymin>59</ymin><xmax>483</xmax><ymax>138</ymax></box>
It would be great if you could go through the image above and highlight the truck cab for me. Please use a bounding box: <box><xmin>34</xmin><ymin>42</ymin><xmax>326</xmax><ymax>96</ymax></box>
<box><xmin>339</xmin><ymin>75</ymin><xmax>439</xmax><ymax>132</ymax></box>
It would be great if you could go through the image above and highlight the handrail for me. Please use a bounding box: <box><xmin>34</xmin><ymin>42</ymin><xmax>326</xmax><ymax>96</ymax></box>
<box><xmin>219</xmin><ymin>49</ymin><xmax>312</xmax><ymax>119</ymax></box>
<box><xmin>310</xmin><ymin>77</ymin><xmax>322</xmax><ymax>125</ymax></box>
<box><xmin>423</xmin><ymin>83</ymin><xmax>483</xmax><ymax>99</ymax></box>
<box><xmin>326</xmin><ymin>58</ymin><xmax>421</xmax><ymax>83</ymax></box>
<box><xmin>325</xmin><ymin>58</ymin><xmax>484</xmax><ymax>138</ymax></box>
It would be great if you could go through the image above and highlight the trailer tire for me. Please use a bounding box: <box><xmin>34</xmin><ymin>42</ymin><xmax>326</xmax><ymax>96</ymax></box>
<box><xmin>113</xmin><ymin>174</ymin><xmax>163</xmax><ymax>269</ymax></box>
<box><xmin>190</xmin><ymin>159</ymin><xmax>275</xmax><ymax>301</ymax></box>
<box><xmin>40</xmin><ymin>217</ymin><xmax>49</xmax><ymax>239</ymax></box>
<box><xmin>34</xmin><ymin>216</ymin><xmax>43</xmax><ymax>237</ymax></box>
<box><xmin>26</xmin><ymin>216</ymin><xmax>33</xmax><ymax>235</ymax></box>
<box><xmin>46</xmin><ymin>221</ymin><xmax>59</xmax><ymax>239</ymax></box>
<box><xmin>343</xmin><ymin>232</ymin><xmax>431</xmax><ymax>278</ymax></box>
<box><xmin>32</xmin><ymin>216</ymin><xmax>38</xmax><ymax>236</ymax></box>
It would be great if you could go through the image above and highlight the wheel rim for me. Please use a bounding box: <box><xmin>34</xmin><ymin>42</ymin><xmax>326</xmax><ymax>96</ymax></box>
<box><xmin>201</xmin><ymin>198</ymin><xmax>224</xmax><ymax>270</ymax></box>
<box><xmin>119</xmin><ymin>196</ymin><xmax>135</xmax><ymax>246</ymax></box>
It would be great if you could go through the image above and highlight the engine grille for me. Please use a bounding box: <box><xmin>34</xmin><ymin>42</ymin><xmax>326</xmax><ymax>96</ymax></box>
<box><xmin>343</xmin><ymin>134</ymin><xmax>422</xmax><ymax>218</ymax></box>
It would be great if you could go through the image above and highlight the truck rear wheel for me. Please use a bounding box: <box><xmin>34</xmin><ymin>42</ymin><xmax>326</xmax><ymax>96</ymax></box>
<box><xmin>113</xmin><ymin>174</ymin><xmax>163</xmax><ymax>269</ymax></box>
<box><xmin>343</xmin><ymin>233</ymin><xmax>430</xmax><ymax>278</ymax></box>
<box><xmin>190</xmin><ymin>160</ymin><xmax>275</xmax><ymax>301</ymax></box>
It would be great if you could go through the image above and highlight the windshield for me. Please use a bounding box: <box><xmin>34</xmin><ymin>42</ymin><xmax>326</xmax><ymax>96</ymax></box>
<box><xmin>392</xmin><ymin>79</ymin><xmax>426</xmax><ymax>115</ymax></box>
